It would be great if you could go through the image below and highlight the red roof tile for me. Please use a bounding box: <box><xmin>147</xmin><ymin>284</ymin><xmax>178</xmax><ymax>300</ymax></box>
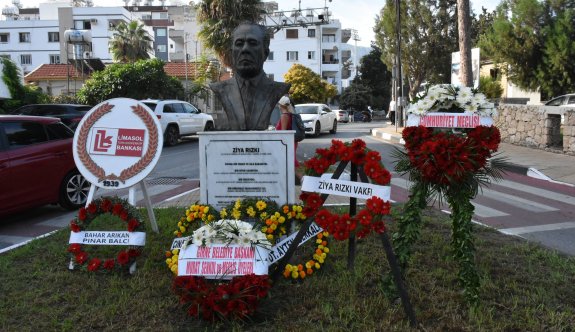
<box><xmin>24</xmin><ymin>62</ymin><xmax>228</xmax><ymax>82</ymax></box>
<box><xmin>24</xmin><ymin>64</ymin><xmax>83</xmax><ymax>82</ymax></box>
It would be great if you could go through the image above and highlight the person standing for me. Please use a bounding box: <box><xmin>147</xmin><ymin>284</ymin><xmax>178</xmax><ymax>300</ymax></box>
<box><xmin>276</xmin><ymin>96</ymin><xmax>299</xmax><ymax>167</ymax></box>
<box><xmin>388</xmin><ymin>98</ymin><xmax>396</xmax><ymax>125</ymax></box>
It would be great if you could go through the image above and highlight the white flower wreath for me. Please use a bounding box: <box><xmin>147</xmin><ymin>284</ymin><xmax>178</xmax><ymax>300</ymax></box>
<box><xmin>407</xmin><ymin>84</ymin><xmax>497</xmax><ymax>117</ymax></box>
<box><xmin>190</xmin><ymin>219</ymin><xmax>271</xmax><ymax>249</ymax></box>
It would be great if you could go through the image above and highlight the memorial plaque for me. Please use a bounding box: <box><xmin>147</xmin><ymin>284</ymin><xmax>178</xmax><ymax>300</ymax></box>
<box><xmin>199</xmin><ymin>131</ymin><xmax>296</xmax><ymax>210</ymax></box>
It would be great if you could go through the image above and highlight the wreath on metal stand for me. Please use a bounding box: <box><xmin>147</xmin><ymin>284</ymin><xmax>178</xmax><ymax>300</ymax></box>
<box><xmin>67</xmin><ymin>196</ymin><xmax>145</xmax><ymax>273</ymax></box>
<box><xmin>270</xmin><ymin>139</ymin><xmax>417</xmax><ymax>327</ymax></box>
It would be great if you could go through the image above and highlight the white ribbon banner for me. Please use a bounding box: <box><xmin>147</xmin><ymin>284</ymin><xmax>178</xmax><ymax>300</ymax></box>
<box><xmin>301</xmin><ymin>176</ymin><xmax>391</xmax><ymax>201</ymax></box>
<box><xmin>178</xmin><ymin>244</ymin><xmax>269</xmax><ymax>279</ymax></box>
<box><xmin>406</xmin><ymin>113</ymin><xmax>494</xmax><ymax>128</ymax></box>
<box><xmin>170</xmin><ymin>236</ymin><xmax>190</xmax><ymax>250</ymax></box>
<box><xmin>69</xmin><ymin>231</ymin><xmax>146</xmax><ymax>246</ymax></box>
<box><xmin>267</xmin><ymin>222</ymin><xmax>324</xmax><ymax>264</ymax></box>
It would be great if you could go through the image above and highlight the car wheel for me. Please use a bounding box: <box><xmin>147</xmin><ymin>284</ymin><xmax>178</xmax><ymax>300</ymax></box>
<box><xmin>314</xmin><ymin>121</ymin><xmax>321</xmax><ymax>137</ymax></box>
<box><xmin>204</xmin><ymin>121</ymin><xmax>214</xmax><ymax>131</ymax></box>
<box><xmin>165</xmin><ymin>125</ymin><xmax>179</xmax><ymax>146</ymax></box>
<box><xmin>330</xmin><ymin>120</ymin><xmax>337</xmax><ymax>134</ymax></box>
<box><xmin>59</xmin><ymin>170</ymin><xmax>90</xmax><ymax>210</ymax></box>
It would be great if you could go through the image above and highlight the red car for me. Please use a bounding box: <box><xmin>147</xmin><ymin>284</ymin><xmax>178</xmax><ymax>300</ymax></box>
<box><xmin>0</xmin><ymin>115</ymin><xmax>90</xmax><ymax>217</ymax></box>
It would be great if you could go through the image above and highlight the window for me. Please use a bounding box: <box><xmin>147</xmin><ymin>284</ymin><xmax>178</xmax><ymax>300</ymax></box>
<box><xmin>268</xmin><ymin>51</ymin><xmax>274</xmax><ymax>61</ymax></box>
<box><xmin>156</xmin><ymin>44</ymin><xmax>167</xmax><ymax>52</ymax></box>
<box><xmin>308</xmin><ymin>51</ymin><xmax>315</xmax><ymax>60</ymax></box>
<box><xmin>182</xmin><ymin>103</ymin><xmax>199</xmax><ymax>114</ymax></box>
<box><xmin>20</xmin><ymin>54</ymin><xmax>32</xmax><ymax>65</ymax></box>
<box><xmin>49</xmin><ymin>54</ymin><xmax>60</xmax><ymax>64</ymax></box>
<box><xmin>74</xmin><ymin>20</ymin><xmax>91</xmax><ymax>30</ymax></box>
<box><xmin>156</xmin><ymin>28</ymin><xmax>166</xmax><ymax>37</ymax></box>
<box><xmin>308</xmin><ymin>29</ymin><xmax>316</xmax><ymax>37</ymax></box>
<box><xmin>0</xmin><ymin>33</ymin><xmax>8</xmax><ymax>43</ymax></box>
<box><xmin>19</xmin><ymin>32</ymin><xmax>30</xmax><ymax>43</ymax></box>
<box><xmin>286</xmin><ymin>51</ymin><xmax>298</xmax><ymax>61</ymax></box>
<box><xmin>4</xmin><ymin>121</ymin><xmax>48</xmax><ymax>147</ymax></box>
<box><xmin>322</xmin><ymin>34</ymin><xmax>336</xmax><ymax>42</ymax></box>
<box><xmin>286</xmin><ymin>29</ymin><xmax>298</xmax><ymax>39</ymax></box>
<box><xmin>48</xmin><ymin>32</ymin><xmax>59</xmax><ymax>42</ymax></box>
<box><xmin>171</xmin><ymin>103</ymin><xmax>185</xmax><ymax>113</ymax></box>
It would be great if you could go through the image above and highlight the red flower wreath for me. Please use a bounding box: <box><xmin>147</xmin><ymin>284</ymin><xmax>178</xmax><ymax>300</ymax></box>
<box><xmin>67</xmin><ymin>196</ymin><xmax>145</xmax><ymax>272</ymax></box>
<box><xmin>401</xmin><ymin>125</ymin><xmax>501</xmax><ymax>185</ymax></box>
<box><xmin>172</xmin><ymin>274</ymin><xmax>271</xmax><ymax>321</ymax></box>
<box><xmin>301</xmin><ymin>139</ymin><xmax>392</xmax><ymax>241</ymax></box>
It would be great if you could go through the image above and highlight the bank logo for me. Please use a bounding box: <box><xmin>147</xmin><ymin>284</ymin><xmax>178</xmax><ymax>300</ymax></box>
<box><xmin>89</xmin><ymin>128</ymin><xmax>145</xmax><ymax>157</ymax></box>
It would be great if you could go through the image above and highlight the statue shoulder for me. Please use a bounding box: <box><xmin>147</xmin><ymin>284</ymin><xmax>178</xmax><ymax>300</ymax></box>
<box><xmin>267</xmin><ymin>79</ymin><xmax>290</xmax><ymax>94</ymax></box>
<box><xmin>209</xmin><ymin>79</ymin><xmax>233</xmax><ymax>93</ymax></box>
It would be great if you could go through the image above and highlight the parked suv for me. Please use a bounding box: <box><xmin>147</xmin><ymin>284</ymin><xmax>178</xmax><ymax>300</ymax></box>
<box><xmin>0</xmin><ymin>115</ymin><xmax>91</xmax><ymax>217</ymax></box>
<box><xmin>294</xmin><ymin>103</ymin><xmax>337</xmax><ymax>137</ymax></box>
<box><xmin>141</xmin><ymin>99</ymin><xmax>215</xmax><ymax>146</ymax></box>
<box><xmin>12</xmin><ymin>104</ymin><xmax>92</xmax><ymax>130</ymax></box>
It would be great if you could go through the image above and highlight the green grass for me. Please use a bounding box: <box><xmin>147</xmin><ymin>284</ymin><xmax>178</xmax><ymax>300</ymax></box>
<box><xmin>1</xmin><ymin>206</ymin><xmax>574</xmax><ymax>331</ymax></box>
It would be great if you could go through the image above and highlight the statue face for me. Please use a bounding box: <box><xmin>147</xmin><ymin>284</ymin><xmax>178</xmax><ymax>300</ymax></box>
<box><xmin>232</xmin><ymin>24</ymin><xmax>268</xmax><ymax>79</ymax></box>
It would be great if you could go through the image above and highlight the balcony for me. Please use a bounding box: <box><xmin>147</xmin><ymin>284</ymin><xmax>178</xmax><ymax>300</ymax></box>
<box><xmin>170</xmin><ymin>51</ymin><xmax>185</xmax><ymax>62</ymax></box>
<box><xmin>169</xmin><ymin>29</ymin><xmax>184</xmax><ymax>42</ymax></box>
<box><xmin>142</xmin><ymin>19</ymin><xmax>174</xmax><ymax>27</ymax></box>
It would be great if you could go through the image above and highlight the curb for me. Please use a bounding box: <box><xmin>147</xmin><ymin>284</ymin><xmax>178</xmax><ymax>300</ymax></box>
<box><xmin>370</xmin><ymin>128</ymin><xmax>405</xmax><ymax>145</ymax></box>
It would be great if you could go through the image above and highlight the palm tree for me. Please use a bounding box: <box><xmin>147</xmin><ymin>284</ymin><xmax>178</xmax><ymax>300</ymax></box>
<box><xmin>109</xmin><ymin>21</ymin><xmax>153</xmax><ymax>63</ymax></box>
<box><xmin>197</xmin><ymin>0</ymin><xmax>264</xmax><ymax>68</ymax></box>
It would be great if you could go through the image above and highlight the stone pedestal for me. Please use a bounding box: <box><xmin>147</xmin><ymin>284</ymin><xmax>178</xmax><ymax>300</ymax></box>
<box><xmin>199</xmin><ymin>131</ymin><xmax>296</xmax><ymax>210</ymax></box>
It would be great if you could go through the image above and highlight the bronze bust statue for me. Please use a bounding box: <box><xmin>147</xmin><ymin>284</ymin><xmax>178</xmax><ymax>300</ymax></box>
<box><xmin>210</xmin><ymin>22</ymin><xmax>290</xmax><ymax>131</ymax></box>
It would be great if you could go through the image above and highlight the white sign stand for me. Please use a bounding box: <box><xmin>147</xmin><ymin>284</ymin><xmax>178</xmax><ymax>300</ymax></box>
<box><xmin>85</xmin><ymin>181</ymin><xmax>159</xmax><ymax>233</ymax></box>
<box><xmin>73</xmin><ymin>98</ymin><xmax>164</xmax><ymax>234</ymax></box>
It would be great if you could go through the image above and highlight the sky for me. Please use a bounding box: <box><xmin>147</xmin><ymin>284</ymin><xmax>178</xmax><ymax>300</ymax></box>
<box><xmin>17</xmin><ymin>0</ymin><xmax>502</xmax><ymax>47</ymax></box>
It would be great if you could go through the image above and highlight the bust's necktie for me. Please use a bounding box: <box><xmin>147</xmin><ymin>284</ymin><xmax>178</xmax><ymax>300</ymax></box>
<box><xmin>241</xmin><ymin>81</ymin><xmax>252</xmax><ymax>127</ymax></box>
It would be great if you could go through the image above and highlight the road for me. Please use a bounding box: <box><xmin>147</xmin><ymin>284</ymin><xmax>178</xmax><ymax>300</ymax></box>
<box><xmin>1</xmin><ymin>121</ymin><xmax>574</xmax><ymax>255</ymax></box>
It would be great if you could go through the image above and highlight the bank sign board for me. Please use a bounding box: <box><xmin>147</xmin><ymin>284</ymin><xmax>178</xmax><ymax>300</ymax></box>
<box><xmin>73</xmin><ymin>98</ymin><xmax>163</xmax><ymax>189</ymax></box>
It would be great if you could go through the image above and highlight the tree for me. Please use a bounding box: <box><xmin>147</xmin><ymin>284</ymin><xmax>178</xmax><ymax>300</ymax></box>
<box><xmin>457</xmin><ymin>0</ymin><xmax>473</xmax><ymax>87</ymax></box>
<box><xmin>109</xmin><ymin>21</ymin><xmax>153</xmax><ymax>63</ymax></box>
<box><xmin>352</xmin><ymin>45</ymin><xmax>393</xmax><ymax>110</ymax></box>
<box><xmin>77</xmin><ymin>59</ymin><xmax>184</xmax><ymax>105</ymax></box>
<box><xmin>283</xmin><ymin>64</ymin><xmax>337</xmax><ymax>104</ymax></box>
<box><xmin>470</xmin><ymin>8</ymin><xmax>496</xmax><ymax>47</ymax></box>
<box><xmin>0</xmin><ymin>58</ymin><xmax>48</xmax><ymax>114</ymax></box>
<box><xmin>479</xmin><ymin>0</ymin><xmax>575</xmax><ymax>99</ymax></box>
<box><xmin>375</xmin><ymin>0</ymin><xmax>458</xmax><ymax>99</ymax></box>
<box><xmin>339</xmin><ymin>83</ymin><xmax>371</xmax><ymax>112</ymax></box>
<box><xmin>197</xmin><ymin>0</ymin><xmax>263</xmax><ymax>68</ymax></box>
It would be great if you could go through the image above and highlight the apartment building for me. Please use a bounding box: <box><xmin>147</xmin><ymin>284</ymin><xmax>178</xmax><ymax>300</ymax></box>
<box><xmin>1</xmin><ymin>1</ymin><xmax>369</xmax><ymax>99</ymax></box>
<box><xmin>263</xmin><ymin>16</ymin><xmax>370</xmax><ymax>94</ymax></box>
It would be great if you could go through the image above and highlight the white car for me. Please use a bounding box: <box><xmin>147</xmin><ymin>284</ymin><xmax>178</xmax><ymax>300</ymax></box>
<box><xmin>141</xmin><ymin>99</ymin><xmax>214</xmax><ymax>146</ymax></box>
<box><xmin>334</xmin><ymin>109</ymin><xmax>350</xmax><ymax>123</ymax></box>
<box><xmin>294</xmin><ymin>103</ymin><xmax>338</xmax><ymax>137</ymax></box>
<box><xmin>544</xmin><ymin>93</ymin><xmax>575</xmax><ymax>107</ymax></box>
<box><xmin>544</xmin><ymin>93</ymin><xmax>575</xmax><ymax>124</ymax></box>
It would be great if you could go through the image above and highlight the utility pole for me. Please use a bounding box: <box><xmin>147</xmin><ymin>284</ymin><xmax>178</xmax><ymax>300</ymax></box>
<box><xmin>395</xmin><ymin>0</ymin><xmax>404</xmax><ymax>128</ymax></box>
<box><xmin>351</xmin><ymin>29</ymin><xmax>360</xmax><ymax>77</ymax></box>
<box><xmin>184</xmin><ymin>32</ymin><xmax>189</xmax><ymax>101</ymax></box>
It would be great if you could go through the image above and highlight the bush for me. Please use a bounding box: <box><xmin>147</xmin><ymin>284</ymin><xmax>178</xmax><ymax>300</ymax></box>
<box><xmin>479</xmin><ymin>75</ymin><xmax>503</xmax><ymax>100</ymax></box>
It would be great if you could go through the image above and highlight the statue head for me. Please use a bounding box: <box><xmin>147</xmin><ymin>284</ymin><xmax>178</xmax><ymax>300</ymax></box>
<box><xmin>231</xmin><ymin>22</ymin><xmax>270</xmax><ymax>79</ymax></box>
